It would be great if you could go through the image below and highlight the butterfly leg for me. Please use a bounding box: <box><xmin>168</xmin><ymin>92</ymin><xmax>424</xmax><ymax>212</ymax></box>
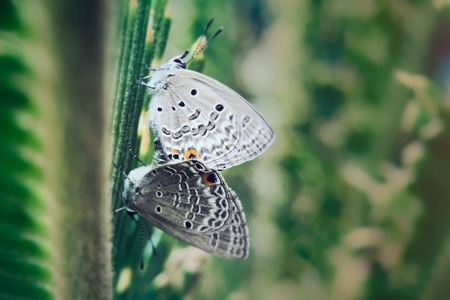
<box><xmin>127</xmin><ymin>140</ymin><xmax>147</xmax><ymax>166</ymax></box>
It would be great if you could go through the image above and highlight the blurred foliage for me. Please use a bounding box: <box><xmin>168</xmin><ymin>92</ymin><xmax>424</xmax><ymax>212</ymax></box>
<box><xmin>3</xmin><ymin>0</ymin><xmax>450</xmax><ymax>299</ymax></box>
<box><xmin>158</xmin><ymin>1</ymin><xmax>450</xmax><ymax>300</ymax></box>
<box><xmin>1</xmin><ymin>0</ymin><xmax>112</xmax><ymax>298</ymax></box>
<box><xmin>0</xmin><ymin>1</ymin><xmax>53</xmax><ymax>299</ymax></box>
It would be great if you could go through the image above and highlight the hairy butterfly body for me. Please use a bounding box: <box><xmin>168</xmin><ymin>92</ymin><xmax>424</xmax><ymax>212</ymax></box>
<box><xmin>123</xmin><ymin>160</ymin><xmax>249</xmax><ymax>259</ymax></box>
<box><xmin>141</xmin><ymin>20</ymin><xmax>275</xmax><ymax>170</ymax></box>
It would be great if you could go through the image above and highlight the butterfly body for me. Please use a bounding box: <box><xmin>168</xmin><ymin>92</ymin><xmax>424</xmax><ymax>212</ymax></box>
<box><xmin>123</xmin><ymin>160</ymin><xmax>249</xmax><ymax>259</ymax></box>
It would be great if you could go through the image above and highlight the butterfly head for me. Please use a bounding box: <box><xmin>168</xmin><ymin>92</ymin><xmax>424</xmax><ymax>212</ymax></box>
<box><xmin>142</xmin><ymin>20</ymin><xmax>222</xmax><ymax>92</ymax></box>
<box><xmin>165</xmin><ymin>50</ymin><xmax>189</xmax><ymax>70</ymax></box>
<box><xmin>145</xmin><ymin>50</ymin><xmax>189</xmax><ymax>91</ymax></box>
<box><xmin>122</xmin><ymin>165</ymin><xmax>152</xmax><ymax>211</ymax></box>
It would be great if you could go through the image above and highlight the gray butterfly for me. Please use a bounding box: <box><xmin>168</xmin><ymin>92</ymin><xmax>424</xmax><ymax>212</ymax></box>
<box><xmin>140</xmin><ymin>20</ymin><xmax>275</xmax><ymax>170</ymax></box>
<box><xmin>122</xmin><ymin>159</ymin><xmax>249</xmax><ymax>259</ymax></box>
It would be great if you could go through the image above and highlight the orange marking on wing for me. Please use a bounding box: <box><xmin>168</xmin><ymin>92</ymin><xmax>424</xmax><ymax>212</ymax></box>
<box><xmin>184</xmin><ymin>148</ymin><xmax>199</xmax><ymax>160</ymax></box>
<box><xmin>202</xmin><ymin>173</ymin><xmax>218</xmax><ymax>187</ymax></box>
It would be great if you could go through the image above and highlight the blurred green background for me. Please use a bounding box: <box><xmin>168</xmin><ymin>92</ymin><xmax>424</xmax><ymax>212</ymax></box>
<box><xmin>2</xmin><ymin>0</ymin><xmax>450</xmax><ymax>299</ymax></box>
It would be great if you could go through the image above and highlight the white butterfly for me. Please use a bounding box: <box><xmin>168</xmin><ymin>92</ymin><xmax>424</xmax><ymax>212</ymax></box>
<box><xmin>140</xmin><ymin>20</ymin><xmax>275</xmax><ymax>170</ymax></box>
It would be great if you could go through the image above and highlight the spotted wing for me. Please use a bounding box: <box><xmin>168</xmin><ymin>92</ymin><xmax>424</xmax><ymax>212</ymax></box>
<box><xmin>148</xmin><ymin>69</ymin><xmax>275</xmax><ymax>170</ymax></box>
<box><xmin>128</xmin><ymin>160</ymin><xmax>249</xmax><ymax>259</ymax></box>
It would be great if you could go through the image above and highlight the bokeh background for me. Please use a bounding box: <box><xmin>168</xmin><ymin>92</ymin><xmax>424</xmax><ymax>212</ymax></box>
<box><xmin>160</xmin><ymin>1</ymin><xmax>450</xmax><ymax>299</ymax></box>
<box><xmin>2</xmin><ymin>0</ymin><xmax>450</xmax><ymax>299</ymax></box>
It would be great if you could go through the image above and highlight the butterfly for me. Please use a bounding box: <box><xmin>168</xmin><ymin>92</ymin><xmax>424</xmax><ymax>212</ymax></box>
<box><xmin>139</xmin><ymin>19</ymin><xmax>275</xmax><ymax>170</ymax></box>
<box><xmin>122</xmin><ymin>159</ymin><xmax>249</xmax><ymax>259</ymax></box>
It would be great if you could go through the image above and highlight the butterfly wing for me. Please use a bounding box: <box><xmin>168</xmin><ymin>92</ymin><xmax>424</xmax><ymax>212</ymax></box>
<box><xmin>128</xmin><ymin>160</ymin><xmax>249</xmax><ymax>259</ymax></box>
<box><xmin>149</xmin><ymin>69</ymin><xmax>275</xmax><ymax>170</ymax></box>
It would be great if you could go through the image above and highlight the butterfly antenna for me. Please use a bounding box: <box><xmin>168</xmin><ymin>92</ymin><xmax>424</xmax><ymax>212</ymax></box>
<box><xmin>137</xmin><ymin>220</ymin><xmax>151</xmax><ymax>270</ymax></box>
<box><xmin>180</xmin><ymin>49</ymin><xmax>190</xmax><ymax>60</ymax></box>
<box><xmin>187</xmin><ymin>19</ymin><xmax>223</xmax><ymax>64</ymax></box>
<box><xmin>201</xmin><ymin>18</ymin><xmax>223</xmax><ymax>43</ymax></box>
<box><xmin>204</xmin><ymin>18</ymin><xmax>215</xmax><ymax>34</ymax></box>
<box><xmin>143</xmin><ymin>222</ymin><xmax>158</xmax><ymax>258</ymax></box>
